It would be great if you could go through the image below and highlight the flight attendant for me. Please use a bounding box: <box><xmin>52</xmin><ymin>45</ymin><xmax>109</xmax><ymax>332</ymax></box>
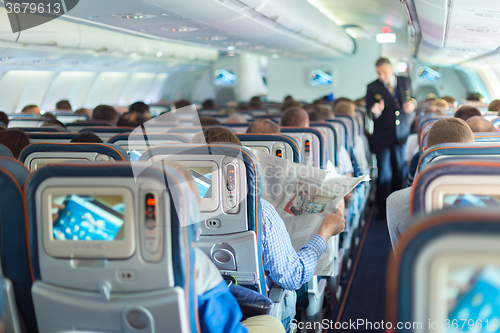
<box><xmin>366</xmin><ymin>58</ymin><xmax>416</xmax><ymax>218</ymax></box>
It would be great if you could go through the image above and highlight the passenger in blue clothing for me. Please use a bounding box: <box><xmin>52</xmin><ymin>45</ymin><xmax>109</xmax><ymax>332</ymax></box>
<box><xmin>167</xmin><ymin>161</ymin><xmax>285</xmax><ymax>333</ymax></box>
<box><xmin>192</xmin><ymin>127</ymin><xmax>346</xmax><ymax>291</ymax></box>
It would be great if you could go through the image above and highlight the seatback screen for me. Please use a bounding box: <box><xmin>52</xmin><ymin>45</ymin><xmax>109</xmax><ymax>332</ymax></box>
<box><xmin>52</xmin><ymin>195</ymin><xmax>125</xmax><ymax>241</ymax></box>
<box><xmin>189</xmin><ymin>167</ymin><xmax>213</xmax><ymax>199</ymax></box>
<box><xmin>443</xmin><ymin>194</ymin><xmax>500</xmax><ymax>208</ymax></box>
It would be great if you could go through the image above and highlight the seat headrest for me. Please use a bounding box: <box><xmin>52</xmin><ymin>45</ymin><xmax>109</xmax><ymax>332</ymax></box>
<box><xmin>0</xmin><ymin>144</ymin><xmax>13</xmax><ymax>158</ymax></box>
<box><xmin>78</xmin><ymin>127</ymin><xmax>134</xmax><ymax>134</ymax></box>
<box><xmin>19</xmin><ymin>143</ymin><xmax>130</xmax><ymax>163</ymax></box>
<box><xmin>411</xmin><ymin>159</ymin><xmax>500</xmax><ymax>218</ymax></box>
<box><xmin>28</xmin><ymin>133</ymin><xmax>79</xmax><ymax>141</ymax></box>
<box><xmin>281</xmin><ymin>127</ymin><xmax>326</xmax><ymax>169</ymax></box>
<box><xmin>16</xmin><ymin>127</ymin><xmax>67</xmax><ymax>133</ymax></box>
<box><xmin>418</xmin><ymin>143</ymin><xmax>500</xmax><ymax>172</ymax></box>
<box><xmin>66</xmin><ymin>121</ymin><xmax>114</xmax><ymax>127</ymax></box>
<box><xmin>107</xmin><ymin>133</ymin><xmax>191</xmax><ymax>144</ymax></box>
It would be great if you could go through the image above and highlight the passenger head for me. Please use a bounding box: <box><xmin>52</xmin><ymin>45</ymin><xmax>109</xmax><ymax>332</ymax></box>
<box><xmin>281</xmin><ymin>107</ymin><xmax>309</xmax><ymax>127</ymax></box>
<box><xmin>284</xmin><ymin>95</ymin><xmax>294</xmax><ymax>103</ymax></box>
<box><xmin>117</xmin><ymin>112</ymin><xmax>148</xmax><ymax>127</ymax></box>
<box><xmin>237</xmin><ymin>102</ymin><xmax>250</xmax><ymax>111</ymax></box>
<box><xmin>488</xmin><ymin>99</ymin><xmax>500</xmax><ymax>112</ymax></box>
<box><xmin>333</xmin><ymin>97</ymin><xmax>352</xmax><ymax>109</ymax></box>
<box><xmin>424</xmin><ymin>106</ymin><xmax>445</xmax><ymax>116</ymax></box>
<box><xmin>74</xmin><ymin>108</ymin><xmax>91</xmax><ymax>118</ymax></box>
<box><xmin>334</xmin><ymin>102</ymin><xmax>356</xmax><ymax>118</ymax></box>
<box><xmin>0</xmin><ymin>111</ymin><xmax>9</xmax><ymax>127</ymax></box>
<box><xmin>224</xmin><ymin>114</ymin><xmax>247</xmax><ymax>124</ymax></box>
<box><xmin>375</xmin><ymin>58</ymin><xmax>393</xmax><ymax>85</ymax></box>
<box><xmin>442</xmin><ymin>96</ymin><xmax>456</xmax><ymax>106</ymax></box>
<box><xmin>55</xmin><ymin>100</ymin><xmax>72</xmax><ymax>111</ymax></box>
<box><xmin>174</xmin><ymin>100</ymin><xmax>192</xmax><ymax>110</ymax></box>
<box><xmin>466</xmin><ymin>116</ymin><xmax>496</xmax><ymax>133</ymax></box>
<box><xmin>246</xmin><ymin>119</ymin><xmax>280</xmax><ymax>134</ymax></box>
<box><xmin>202</xmin><ymin>99</ymin><xmax>218</xmax><ymax>110</ymax></box>
<box><xmin>0</xmin><ymin>129</ymin><xmax>30</xmax><ymax>159</ymax></box>
<box><xmin>425</xmin><ymin>93</ymin><xmax>438</xmax><ymax>101</ymax></box>
<box><xmin>92</xmin><ymin>105</ymin><xmax>118</xmax><ymax>122</ymax></box>
<box><xmin>217</xmin><ymin>107</ymin><xmax>237</xmax><ymax>116</ymax></box>
<box><xmin>42</xmin><ymin>120</ymin><xmax>66</xmax><ymax>128</ymax></box>
<box><xmin>128</xmin><ymin>101</ymin><xmax>150</xmax><ymax>118</ymax></box>
<box><xmin>281</xmin><ymin>99</ymin><xmax>301</xmax><ymax>112</ymax></box>
<box><xmin>249</xmin><ymin>96</ymin><xmax>263</xmax><ymax>109</ymax></box>
<box><xmin>432</xmin><ymin>99</ymin><xmax>449</xmax><ymax>109</ymax></box>
<box><xmin>21</xmin><ymin>104</ymin><xmax>40</xmax><ymax>115</ymax></box>
<box><xmin>192</xmin><ymin>127</ymin><xmax>242</xmax><ymax>146</ymax></box>
<box><xmin>454</xmin><ymin>105</ymin><xmax>482</xmax><ymax>121</ymax></box>
<box><xmin>70</xmin><ymin>132</ymin><xmax>103</xmax><ymax>143</ymax></box>
<box><xmin>198</xmin><ymin>116</ymin><xmax>221</xmax><ymax>127</ymax></box>
<box><xmin>425</xmin><ymin>118</ymin><xmax>474</xmax><ymax>149</ymax></box>
<box><xmin>354</xmin><ymin>98</ymin><xmax>366</xmax><ymax>107</ymax></box>
<box><xmin>467</xmin><ymin>92</ymin><xmax>482</xmax><ymax>101</ymax></box>
<box><xmin>305</xmin><ymin>104</ymin><xmax>334</xmax><ymax>122</ymax></box>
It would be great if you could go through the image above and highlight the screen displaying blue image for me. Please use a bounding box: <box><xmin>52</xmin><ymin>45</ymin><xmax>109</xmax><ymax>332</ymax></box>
<box><xmin>189</xmin><ymin>167</ymin><xmax>213</xmax><ymax>199</ymax></box>
<box><xmin>214</xmin><ymin>69</ymin><xmax>236</xmax><ymax>85</ymax></box>
<box><xmin>52</xmin><ymin>195</ymin><xmax>125</xmax><ymax>241</ymax></box>
<box><xmin>310</xmin><ymin>70</ymin><xmax>333</xmax><ymax>86</ymax></box>
<box><xmin>128</xmin><ymin>150</ymin><xmax>143</xmax><ymax>162</ymax></box>
<box><xmin>418</xmin><ymin>66</ymin><xmax>441</xmax><ymax>82</ymax></box>
<box><xmin>444</xmin><ymin>194</ymin><xmax>500</xmax><ymax>208</ymax></box>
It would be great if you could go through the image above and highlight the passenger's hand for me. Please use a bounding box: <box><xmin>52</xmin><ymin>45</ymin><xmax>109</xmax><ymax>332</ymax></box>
<box><xmin>317</xmin><ymin>207</ymin><xmax>345</xmax><ymax>241</ymax></box>
<box><xmin>403</xmin><ymin>100</ymin><xmax>415</xmax><ymax>114</ymax></box>
<box><xmin>371</xmin><ymin>100</ymin><xmax>385</xmax><ymax>116</ymax></box>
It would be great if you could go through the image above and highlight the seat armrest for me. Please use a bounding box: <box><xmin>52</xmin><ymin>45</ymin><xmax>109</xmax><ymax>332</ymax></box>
<box><xmin>229</xmin><ymin>285</ymin><xmax>273</xmax><ymax>318</ymax></box>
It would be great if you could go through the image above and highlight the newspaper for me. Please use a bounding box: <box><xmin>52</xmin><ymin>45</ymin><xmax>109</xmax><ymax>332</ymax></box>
<box><xmin>250</xmin><ymin>149</ymin><xmax>369</xmax><ymax>276</ymax></box>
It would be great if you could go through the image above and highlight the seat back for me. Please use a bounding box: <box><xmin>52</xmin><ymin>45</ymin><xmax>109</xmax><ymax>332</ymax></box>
<box><xmin>417</xmin><ymin>143</ymin><xmax>500</xmax><ymax>173</ymax></box>
<box><xmin>44</xmin><ymin>111</ymin><xmax>89</xmax><ymax>124</ymax></box>
<box><xmin>66</xmin><ymin>121</ymin><xmax>114</xmax><ymax>133</ymax></box>
<box><xmin>281</xmin><ymin>128</ymin><xmax>326</xmax><ymax>169</ymax></box>
<box><xmin>0</xmin><ymin>157</ymin><xmax>33</xmax><ymax>332</ymax></box>
<box><xmin>482</xmin><ymin>112</ymin><xmax>498</xmax><ymax>122</ymax></box>
<box><xmin>331</xmin><ymin>117</ymin><xmax>355</xmax><ymax>150</ymax></box>
<box><xmin>411</xmin><ymin>157</ymin><xmax>500</xmax><ymax>218</ymax></box>
<box><xmin>492</xmin><ymin>117</ymin><xmax>500</xmax><ymax>129</ymax></box>
<box><xmin>311</xmin><ymin>122</ymin><xmax>338</xmax><ymax>167</ymax></box>
<box><xmin>15</xmin><ymin>127</ymin><xmax>67</xmax><ymax>133</ymax></box>
<box><xmin>79</xmin><ymin>127</ymin><xmax>134</xmax><ymax>142</ymax></box>
<box><xmin>474</xmin><ymin>132</ymin><xmax>500</xmax><ymax>143</ymax></box>
<box><xmin>236</xmin><ymin>134</ymin><xmax>301</xmax><ymax>164</ymax></box>
<box><xmin>0</xmin><ymin>144</ymin><xmax>13</xmax><ymax>158</ymax></box>
<box><xmin>387</xmin><ymin>209</ymin><xmax>500</xmax><ymax>331</ymax></box>
<box><xmin>26</xmin><ymin>163</ymin><xmax>199</xmax><ymax>333</ymax></box>
<box><xmin>139</xmin><ymin>144</ymin><xmax>267</xmax><ymax>294</ymax></box>
<box><xmin>327</xmin><ymin>119</ymin><xmax>348</xmax><ymax>151</ymax></box>
<box><xmin>7</xmin><ymin>116</ymin><xmax>50</xmax><ymax>128</ymax></box>
<box><xmin>418</xmin><ymin>115</ymin><xmax>449</xmax><ymax>136</ymax></box>
<box><xmin>223</xmin><ymin>123</ymin><xmax>250</xmax><ymax>133</ymax></box>
<box><xmin>108</xmin><ymin>133</ymin><xmax>191</xmax><ymax>161</ymax></box>
<box><xmin>19</xmin><ymin>143</ymin><xmax>129</xmax><ymax>171</ymax></box>
<box><xmin>28</xmin><ymin>133</ymin><xmax>79</xmax><ymax>144</ymax></box>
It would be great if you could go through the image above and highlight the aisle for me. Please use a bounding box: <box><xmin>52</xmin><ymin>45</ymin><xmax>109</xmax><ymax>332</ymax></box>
<box><xmin>326</xmin><ymin>211</ymin><xmax>393</xmax><ymax>333</ymax></box>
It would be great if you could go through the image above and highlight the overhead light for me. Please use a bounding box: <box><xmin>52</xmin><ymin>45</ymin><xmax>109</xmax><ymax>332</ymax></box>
<box><xmin>396</xmin><ymin>62</ymin><xmax>408</xmax><ymax>73</ymax></box>
<box><xmin>112</xmin><ymin>13</ymin><xmax>156</xmax><ymax>19</ymax></box>
<box><xmin>33</xmin><ymin>59</ymin><xmax>47</xmax><ymax>63</ymax></box>
<box><xmin>156</xmin><ymin>52</ymin><xmax>163</xmax><ymax>57</ymax></box>
<box><xmin>0</xmin><ymin>57</ymin><xmax>12</xmax><ymax>61</ymax></box>
<box><xmin>161</xmin><ymin>27</ymin><xmax>198</xmax><ymax>32</ymax></box>
<box><xmin>227</xmin><ymin>46</ymin><xmax>235</xmax><ymax>51</ymax></box>
<box><xmin>272</xmin><ymin>54</ymin><xmax>280</xmax><ymax>59</ymax></box>
<box><xmin>161</xmin><ymin>13</ymin><xmax>170</xmax><ymax>16</ymax></box>
<box><xmin>344</xmin><ymin>25</ymin><xmax>368</xmax><ymax>39</ymax></box>
<box><xmin>376</xmin><ymin>33</ymin><xmax>396</xmax><ymax>43</ymax></box>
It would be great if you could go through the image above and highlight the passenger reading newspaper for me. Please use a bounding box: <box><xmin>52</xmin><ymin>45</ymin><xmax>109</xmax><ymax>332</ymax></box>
<box><xmin>250</xmin><ymin>149</ymin><xmax>369</xmax><ymax>275</ymax></box>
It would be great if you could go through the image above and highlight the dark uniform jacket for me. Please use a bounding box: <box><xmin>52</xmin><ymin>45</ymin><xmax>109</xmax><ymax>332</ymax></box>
<box><xmin>366</xmin><ymin>76</ymin><xmax>414</xmax><ymax>149</ymax></box>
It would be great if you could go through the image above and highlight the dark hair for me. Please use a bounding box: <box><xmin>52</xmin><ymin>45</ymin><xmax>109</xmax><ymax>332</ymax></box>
<box><xmin>281</xmin><ymin>107</ymin><xmax>309</xmax><ymax>127</ymax></box>
<box><xmin>129</xmin><ymin>101</ymin><xmax>150</xmax><ymax>115</ymax></box>
<box><xmin>55</xmin><ymin>100</ymin><xmax>72</xmax><ymax>110</ymax></box>
<box><xmin>192</xmin><ymin>127</ymin><xmax>242</xmax><ymax>146</ymax></box>
<box><xmin>174</xmin><ymin>100</ymin><xmax>192</xmax><ymax>109</ymax></box>
<box><xmin>117</xmin><ymin>112</ymin><xmax>148</xmax><ymax>127</ymax></box>
<box><xmin>21</xmin><ymin>104</ymin><xmax>39</xmax><ymax>114</ymax></box>
<box><xmin>0</xmin><ymin>129</ymin><xmax>30</xmax><ymax>159</ymax></box>
<box><xmin>281</xmin><ymin>100</ymin><xmax>301</xmax><ymax>112</ymax></box>
<box><xmin>488</xmin><ymin>99</ymin><xmax>500</xmax><ymax>112</ymax></box>
<box><xmin>92</xmin><ymin>105</ymin><xmax>118</xmax><ymax>122</ymax></box>
<box><xmin>70</xmin><ymin>132</ymin><xmax>103</xmax><ymax>143</ymax></box>
<box><xmin>375</xmin><ymin>57</ymin><xmax>392</xmax><ymax>67</ymax></box>
<box><xmin>198</xmin><ymin>116</ymin><xmax>221</xmax><ymax>127</ymax></box>
<box><xmin>454</xmin><ymin>105</ymin><xmax>482</xmax><ymax>121</ymax></box>
<box><xmin>43</xmin><ymin>120</ymin><xmax>66</xmax><ymax>128</ymax></box>
<box><xmin>466</xmin><ymin>116</ymin><xmax>496</xmax><ymax>133</ymax></box>
<box><xmin>237</xmin><ymin>102</ymin><xmax>250</xmax><ymax>111</ymax></box>
<box><xmin>0</xmin><ymin>111</ymin><xmax>9</xmax><ymax>127</ymax></box>
<box><xmin>249</xmin><ymin>96</ymin><xmax>263</xmax><ymax>109</ymax></box>
<box><xmin>333</xmin><ymin>97</ymin><xmax>352</xmax><ymax>108</ymax></box>
<box><xmin>466</xmin><ymin>93</ymin><xmax>482</xmax><ymax>101</ymax></box>
<box><xmin>202</xmin><ymin>99</ymin><xmax>218</xmax><ymax>110</ymax></box>
<box><xmin>246</xmin><ymin>119</ymin><xmax>280</xmax><ymax>134</ymax></box>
